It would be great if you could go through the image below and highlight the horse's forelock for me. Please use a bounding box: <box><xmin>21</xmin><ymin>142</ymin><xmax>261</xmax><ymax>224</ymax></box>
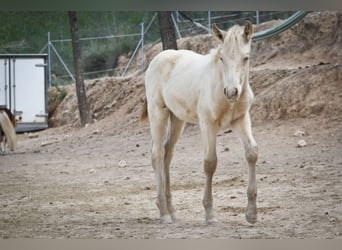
<box><xmin>224</xmin><ymin>25</ymin><xmax>247</xmax><ymax>48</ymax></box>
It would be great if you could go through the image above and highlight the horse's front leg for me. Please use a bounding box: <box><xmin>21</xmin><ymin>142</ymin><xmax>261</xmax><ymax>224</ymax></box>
<box><xmin>232</xmin><ymin>113</ymin><xmax>258</xmax><ymax>224</ymax></box>
<box><xmin>200</xmin><ymin>120</ymin><xmax>219</xmax><ymax>225</ymax></box>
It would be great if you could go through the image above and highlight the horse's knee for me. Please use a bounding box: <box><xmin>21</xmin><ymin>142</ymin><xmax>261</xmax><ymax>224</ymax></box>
<box><xmin>204</xmin><ymin>157</ymin><xmax>217</xmax><ymax>176</ymax></box>
<box><xmin>163</xmin><ymin>141</ymin><xmax>173</xmax><ymax>160</ymax></box>
<box><xmin>246</xmin><ymin>144</ymin><xmax>258</xmax><ymax>165</ymax></box>
<box><xmin>151</xmin><ymin>145</ymin><xmax>165</xmax><ymax>168</ymax></box>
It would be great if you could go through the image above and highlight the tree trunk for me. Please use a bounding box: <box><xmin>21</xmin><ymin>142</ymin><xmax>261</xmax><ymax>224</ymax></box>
<box><xmin>68</xmin><ymin>11</ymin><xmax>92</xmax><ymax>126</ymax></box>
<box><xmin>158</xmin><ymin>11</ymin><xmax>178</xmax><ymax>50</ymax></box>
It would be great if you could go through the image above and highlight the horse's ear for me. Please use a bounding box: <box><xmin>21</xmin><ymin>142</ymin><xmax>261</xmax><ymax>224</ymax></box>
<box><xmin>243</xmin><ymin>20</ymin><xmax>254</xmax><ymax>41</ymax></box>
<box><xmin>212</xmin><ymin>23</ymin><xmax>225</xmax><ymax>42</ymax></box>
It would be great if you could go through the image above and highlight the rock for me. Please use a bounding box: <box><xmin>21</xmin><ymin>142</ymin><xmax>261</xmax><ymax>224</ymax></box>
<box><xmin>89</xmin><ymin>169</ymin><xmax>96</xmax><ymax>174</ymax></box>
<box><xmin>118</xmin><ymin>160</ymin><xmax>127</xmax><ymax>167</ymax></box>
<box><xmin>92</xmin><ymin>129</ymin><xmax>100</xmax><ymax>135</ymax></box>
<box><xmin>294</xmin><ymin>130</ymin><xmax>305</xmax><ymax>137</ymax></box>
<box><xmin>297</xmin><ymin>139</ymin><xmax>307</xmax><ymax>148</ymax></box>
<box><xmin>28</xmin><ymin>133</ymin><xmax>39</xmax><ymax>139</ymax></box>
<box><xmin>41</xmin><ymin>141</ymin><xmax>54</xmax><ymax>147</ymax></box>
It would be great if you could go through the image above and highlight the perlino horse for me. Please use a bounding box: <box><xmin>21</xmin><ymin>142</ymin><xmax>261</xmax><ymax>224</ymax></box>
<box><xmin>0</xmin><ymin>107</ymin><xmax>17</xmax><ymax>154</ymax></box>
<box><xmin>141</xmin><ymin>21</ymin><xmax>258</xmax><ymax>225</ymax></box>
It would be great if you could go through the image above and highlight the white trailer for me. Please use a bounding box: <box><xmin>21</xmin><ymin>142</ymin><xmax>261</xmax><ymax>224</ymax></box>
<box><xmin>0</xmin><ymin>54</ymin><xmax>48</xmax><ymax>132</ymax></box>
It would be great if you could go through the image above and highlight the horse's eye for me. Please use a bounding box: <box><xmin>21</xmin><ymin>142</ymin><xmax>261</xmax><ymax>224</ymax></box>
<box><xmin>244</xmin><ymin>56</ymin><xmax>249</xmax><ymax>62</ymax></box>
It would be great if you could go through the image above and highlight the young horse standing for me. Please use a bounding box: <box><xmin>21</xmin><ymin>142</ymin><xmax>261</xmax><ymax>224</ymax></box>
<box><xmin>142</xmin><ymin>21</ymin><xmax>258</xmax><ymax>225</ymax></box>
<box><xmin>0</xmin><ymin>108</ymin><xmax>17</xmax><ymax>154</ymax></box>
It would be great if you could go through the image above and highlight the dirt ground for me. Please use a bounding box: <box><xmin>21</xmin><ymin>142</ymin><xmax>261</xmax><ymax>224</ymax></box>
<box><xmin>0</xmin><ymin>117</ymin><xmax>341</xmax><ymax>239</ymax></box>
<box><xmin>0</xmin><ymin>11</ymin><xmax>342</xmax><ymax>239</ymax></box>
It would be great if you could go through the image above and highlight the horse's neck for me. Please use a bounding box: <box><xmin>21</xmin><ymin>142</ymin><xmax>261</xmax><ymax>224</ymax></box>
<box><xmin>242</xmin><ymin>65</ymin><xmax>251</xmax><ymax>90</ymax></box>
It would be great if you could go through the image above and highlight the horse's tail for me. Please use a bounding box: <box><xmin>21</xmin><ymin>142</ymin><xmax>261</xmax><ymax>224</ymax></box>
<box><xmin>0</xmin><ymin>111</ymin><xmax>17</xmax><ymax>151</ymax></box>
<box><xmin>140</xmin><ymin>98</ymin><xmax>148</xmax><ymax>122</ymax></box>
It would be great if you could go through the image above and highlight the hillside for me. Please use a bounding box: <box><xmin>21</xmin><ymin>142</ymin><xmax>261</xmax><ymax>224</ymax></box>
<box><xmin>48</xmin><ymin>11</ymin><xmax>342</xmax><ymax>130</ymax></box>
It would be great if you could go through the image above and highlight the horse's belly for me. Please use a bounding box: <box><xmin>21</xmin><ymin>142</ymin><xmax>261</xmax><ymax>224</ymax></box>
<box><xmin>172</xmin><ymin>106</ymin><xmax>199</xmax><ymax>124</ymax></box>
<box><xmin>163</xmin><ymin>94</ymin><xmax>199</xmax><ymax>123</ymax></box>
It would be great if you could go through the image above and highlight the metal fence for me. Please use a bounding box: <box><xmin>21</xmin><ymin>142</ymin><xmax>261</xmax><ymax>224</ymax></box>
<box><xmin>40</xmin><ymin>11</ymin><xmax>297</xmax><ymax>87</ymax></box>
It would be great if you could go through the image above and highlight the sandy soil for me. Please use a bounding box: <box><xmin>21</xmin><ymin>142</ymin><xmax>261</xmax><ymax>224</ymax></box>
<box><xmin>0</xmin><ymin>116</ymin><xmax>341</xmax><ymax>239</ymax></box>
<box><xmin>0</xmin><ymin>11</ymin><xmax>342</xmax><ymax>239</ymax></box>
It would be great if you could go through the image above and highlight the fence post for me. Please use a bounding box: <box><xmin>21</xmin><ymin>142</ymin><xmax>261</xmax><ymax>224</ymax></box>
<box><xmin>171</xmin><ymin>13</ymin><xmax>182</xmax><ymax>39</ymax></box>
<box><xmin>48</xmin><ymin>32</ymin><xmax>52</xmax><ymax>87</ymax></box>
<box><xmin>256</xmin><ymin>11</ymin><xmax>260</xmax><ymax>24</ymax></box>
<box><xmin>141</xmin><ymin>22</ymin><xmax>144</xmax><ymax>72</ymax></box>
<box><xmin>208</xmin><ymin>11</ymin><xmax>211</xmax><ymax>34</ymax></box>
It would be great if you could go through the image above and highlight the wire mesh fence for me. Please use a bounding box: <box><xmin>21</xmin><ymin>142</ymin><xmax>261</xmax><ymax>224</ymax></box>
<box><xmin>42</xmin><ymin>11</ymin><xmax>296</xmax><ymax>86</ymax></box>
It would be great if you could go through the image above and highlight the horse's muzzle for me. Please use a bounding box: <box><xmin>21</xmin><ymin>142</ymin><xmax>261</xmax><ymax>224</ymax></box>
<box><xmin>224</xmin><ymin>87</ymin><xmax>238</xmax><ymax>101</ymax></box>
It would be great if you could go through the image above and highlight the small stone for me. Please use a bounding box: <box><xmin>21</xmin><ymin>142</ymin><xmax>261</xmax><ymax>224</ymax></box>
<box><xmin>297</xmin><ymin>139</ymin><xmax>307</xmax><ymax>148</ymax></box>
<box><xmin>89</xmin><ymin>169</ymin><xmax>96</xmax><ymax>174</ymax></box>
<box><xmin>294</xmin><ymin>130</ymin><xmax>305</xmax><ymax>137</ymax></box>
<box><xmin>118</xmin><ymin>160</ymin><xmax>127</xmax><ymax>167</ymax></box>
<box><xmin>330</xmin><ymin>217</ymin><xmax>336</xmax><ymax>222</ymax></box>
<box><xmin>41</xmin><ymin>141</ymin><xmax>53</xmax><ymax>147</ymax></box>
<box><xmin>92</xmin><ymin>129</ymin><xmax>100</xmax><ymax>135</ymax></box>
<box><xmin>28</xmin><ymin>133</ymin><xmax>39</xmax><ymax>139</ymax></box>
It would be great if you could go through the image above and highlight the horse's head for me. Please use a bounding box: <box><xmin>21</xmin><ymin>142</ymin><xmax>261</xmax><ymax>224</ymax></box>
<box><xmin>213</xmin><ymin>21</ymin><xmax>253</xmax><ymax>102</ymax></box>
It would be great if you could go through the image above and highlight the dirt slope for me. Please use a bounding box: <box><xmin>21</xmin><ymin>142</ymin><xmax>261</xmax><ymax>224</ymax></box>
<box><xmin>48</xmin><ymin>11</ymin><xmax>342</xmax><ymax>130</ymax></box>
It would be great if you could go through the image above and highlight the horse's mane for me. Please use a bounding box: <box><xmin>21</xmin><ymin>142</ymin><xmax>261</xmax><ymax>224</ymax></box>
<box><xmin>209</xmin><ymin>48</ymin><xmax>221</xmax><ymax>63</ymax></box>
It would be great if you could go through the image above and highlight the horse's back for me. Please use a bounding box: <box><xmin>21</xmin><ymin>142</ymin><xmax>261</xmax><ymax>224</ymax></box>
<box><xmin>146</xmin><ymin>49</ymin><xmax>201</xmax><ymax>84</ymax></box>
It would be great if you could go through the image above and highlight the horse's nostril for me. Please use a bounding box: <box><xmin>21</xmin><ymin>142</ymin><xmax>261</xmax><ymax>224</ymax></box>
<box><xmin>233</xmin><ymin>87</ymin><xmax>238</xmax><ymax>97</ymax></box>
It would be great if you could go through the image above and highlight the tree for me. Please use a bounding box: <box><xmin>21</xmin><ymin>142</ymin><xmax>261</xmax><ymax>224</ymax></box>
<box><xmin>158</xmin><ymin>11</ymin><xmax>178</xmax><ymax>50</ymax></box>
<box><xmin>68</xmin><ymin>11</ymin><xmax>93</xmax><ymax>126</ymax></box>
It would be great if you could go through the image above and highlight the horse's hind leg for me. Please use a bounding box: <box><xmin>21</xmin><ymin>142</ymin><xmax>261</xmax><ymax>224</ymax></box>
<box><xmin>148</xmin><ymin>104</ymin><xmax>172</xmax><ymax>224</ymax></box>
<box><xmin>164</xmin><ymin>113</ymin><xmax>185</xmax><ymax>221</ymax></box>
<box><xmin>231</xmin><ymin>113</ymin><xmax>258</xmax><ymax>224</ymax></box>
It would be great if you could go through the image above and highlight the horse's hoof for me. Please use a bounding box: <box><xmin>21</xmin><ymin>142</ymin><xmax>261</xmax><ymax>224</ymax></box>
<box><xmin>206</xmin><ymin>218</ymin><xmax>219</xmax><ymax>226</ymax></box>
<box><xmin>246</xmin><ymin>214</ymin><xmax>257</xmax><ymax>224</ymax></box>
<box><xmin>160</xmin><ymin>215</ymin><xmax>172</xmax><ymax>224</ymax></box>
